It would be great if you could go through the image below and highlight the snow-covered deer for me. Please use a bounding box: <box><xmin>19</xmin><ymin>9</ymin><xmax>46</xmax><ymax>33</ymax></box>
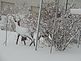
<box><xmin>8</xmin><ymin>14</ymin><xmax>36</xmax><ymax>46</ymax></box>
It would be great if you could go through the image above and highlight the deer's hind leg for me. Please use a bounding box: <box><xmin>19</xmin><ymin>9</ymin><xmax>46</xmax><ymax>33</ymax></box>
<box><xmin>29</xmin><ymin>36</ymin><xmax>41</xmax><ymax>46</ymax></box>
<box><xmin>29</xmin><ymin>39</ymin><xmax>35</xmax><ymax>46</ymax></box>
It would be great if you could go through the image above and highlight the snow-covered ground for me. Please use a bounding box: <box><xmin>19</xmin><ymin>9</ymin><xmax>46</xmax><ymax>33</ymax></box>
<box><xmin>0</xmin><ymin>30</ymin><xmax>81</xmax><ymax>61</ymax></box>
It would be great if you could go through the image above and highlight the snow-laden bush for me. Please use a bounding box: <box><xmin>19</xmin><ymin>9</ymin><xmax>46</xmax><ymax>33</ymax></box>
<box><xmin>27</xmin><ymin>1</ymin><xmax>81</xmax><ymax>51</ymax></box>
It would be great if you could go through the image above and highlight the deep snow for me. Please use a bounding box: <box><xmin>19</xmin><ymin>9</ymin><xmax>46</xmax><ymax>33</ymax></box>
<box><xmin>0</xmin><ymin>30</ymin><xmax>81</xmax><ymax>61</ymax></box>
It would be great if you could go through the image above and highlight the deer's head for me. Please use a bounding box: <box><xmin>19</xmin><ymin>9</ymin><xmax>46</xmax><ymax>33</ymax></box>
<box><xmin>11</xmin><ymin>15</ymin><xmax>21</xmax><ymax>26</ymax></box>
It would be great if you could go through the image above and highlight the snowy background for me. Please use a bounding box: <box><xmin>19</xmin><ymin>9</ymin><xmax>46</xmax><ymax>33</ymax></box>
<box><xmin>0</xmin><ymin>0</ymin><xmax>81</xmax><ymax>61</ymax></box>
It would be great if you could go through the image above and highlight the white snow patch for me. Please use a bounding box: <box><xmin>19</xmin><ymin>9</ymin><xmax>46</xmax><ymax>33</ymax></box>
<box><xmin>0</xmin><ymin>30</ymin><xmax>81</xmax><ymax>61</ymax></box>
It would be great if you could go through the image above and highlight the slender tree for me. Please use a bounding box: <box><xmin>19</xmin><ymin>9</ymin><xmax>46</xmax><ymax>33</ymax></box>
<box><xmin>50</xmin><ymin>0</ymin><xmax>59</xmax><ymax>53</ymax></box>
<box><xmin>35</xmin><ymin>0</ymin><xmax>43</xmax><ymax>50</ymax></box>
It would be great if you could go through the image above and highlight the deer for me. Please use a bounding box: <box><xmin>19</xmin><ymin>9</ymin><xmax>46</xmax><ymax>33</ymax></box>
<box><xmin>8</xmin><ymin>14</ymin><xmax>36</xmax><ymax>46</ymax></box>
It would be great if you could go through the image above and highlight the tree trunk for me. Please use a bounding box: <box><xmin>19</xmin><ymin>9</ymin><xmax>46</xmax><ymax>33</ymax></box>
<box><xmin>35</xmin><ymin>0</ymin><xmax>43</xmax><ymax>50</ymax></box>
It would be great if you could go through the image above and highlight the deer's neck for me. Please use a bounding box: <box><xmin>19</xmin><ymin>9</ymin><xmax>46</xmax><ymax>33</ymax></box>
<box><xmin>18</xmin><ymin>21</ymin><xmax>20</xmax><ymax>26</ymax></box>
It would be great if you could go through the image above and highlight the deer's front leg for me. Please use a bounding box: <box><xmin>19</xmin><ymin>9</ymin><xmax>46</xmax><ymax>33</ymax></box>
<box><xmin>16</xmin><ymin>34</ymin><xmax>20</xmax><ymax>45</ymax></box>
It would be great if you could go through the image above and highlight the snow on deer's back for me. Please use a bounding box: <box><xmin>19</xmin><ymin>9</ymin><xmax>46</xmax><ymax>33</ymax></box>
<box><xmin>15</xmin><ymin>23</ymin><xmax>31</xmax><ymax>37</ymax></box>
